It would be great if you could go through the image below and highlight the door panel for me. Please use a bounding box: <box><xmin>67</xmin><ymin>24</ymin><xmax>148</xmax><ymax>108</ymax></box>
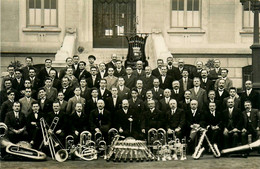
<box><xmin>93</xmin><ymin>0</ymin><xmax>136</xmax><ymax>48</ymax></box>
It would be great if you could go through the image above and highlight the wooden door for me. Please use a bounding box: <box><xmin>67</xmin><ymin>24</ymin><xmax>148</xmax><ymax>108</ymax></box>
<box><xmin>93</xmin><ymin>0</ymin><xmax>136</xmax><ymax>48</ymax></box>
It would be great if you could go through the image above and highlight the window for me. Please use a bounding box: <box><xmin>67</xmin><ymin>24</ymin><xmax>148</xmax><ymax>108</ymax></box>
<box><xmin>242</xmin><ymin>1</ymin><xmax>254</xmax><ymax>29</ymax></box>
<box><xmin>171</xmin><ymin>0</ymin><xmax>201</xmax><ymax>28</ymax></box>
<box><xmin>27</xmin><ymin>0</ymin><xmax>58</xmax><ymax>27</ymax></box>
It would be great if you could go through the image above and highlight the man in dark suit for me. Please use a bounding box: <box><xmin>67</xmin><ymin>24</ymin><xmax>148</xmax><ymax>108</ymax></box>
<box><xmin>190</xmin><ymin>61</ymin><xmax>203</xmax><ymax>79</ymax></box>
<box><xmin>186</xmin><ymin>100</ymin><xmax>206</xmax><ymax>153</ymax></box>
<box><xmin>165</xmin><ymin>99</ymin><xmax>186</xmax><ymax>139</ymax></box>
<box><xmin>141</xmin><ymin>100</ymin><xmax>162</xmax><ymax>138</ymax></box>
<box><xmin>205</xmin><ymin>102</ymin><xmax>223</xmax><ymax>147</ymax></box>
<box><xmin>98</xmin><ymin>79</ymin><xmax>112</xmax><ymax>100</ymax></box>
<box><xmin>166</xmin><ymin>56</ymin><xmax>175</xmax><ymax>78</ymax></box>
<box><xmin>59</xmin><ymin>57</ymin><xmax>74</xmax><ymax>80</ymax></box>
<box><xmin>215</xmin><ymin>79</ymin><xmax>229</xmax><ymax>104</ymax></box>
<box><xmin>123</xmin><ymin>67</ymin><xmax>137</xmax><ymax>90</ymax></box>
<box><xmin>135</xmin><ymin>80</ymin><xmax>146</xmax><ymax>101</ymax></box>
<box><xmin>49</xmin><ymin>69</ymin><xmax>61</xmax><ymax>91</ymax></box>
<box><xmin>117</xmin><ymin>77</ymin><xmax>131</xmax><ymax>101</ymax></box>
<box><xmin>98</xmin><ymin>63</ymin><xmax>108</xmax><ymax>79</ymax></box>
<box><xmin>114</xmin><ymin>99</ymin><xmax>137</xmax><ymax>138</ymax></box>
<box><xmin>205</xmin><ymin>90</ymin><xmax>222</xmax><ymax>112</ymax></box>
<box><xmin>171</xmin><ymin>80</ymin><xmax>184</xmax><ymax>102</ymax></box>
<box><xmin>152</xmin><ymin>59</ymin><xmax>164</xmax><ymax>78</ymax></box>
<box><xmin>0</xmin><ymin>79</ymin><xmax>18</xmax><ymax>106</ymax></box>
<box><xmin>241</xmin><ymin>101</ymin><xmax>260</xmax><ymax>144</ymax></box>
<box><xmin>69</xmin><ymin>103</ymin><xmax>88</xmax><ymax>143</ymax></box>
<box><xmin>128</xmin><ymin>88</ymin><xmax>144</xmax><ymax>120</ymax></box>
<box><xmin>114</xmin><ymin>60</ymin><xmax>126</xmax><ymax>77</ymax></box>
<box><xmin>174</xmin><ymin>59</ymin><xmax>186</xmax><ymax>80</ymax></box>
<box><xmin>179</xmin><ymin>69</ymin><xmax>193</xmax><ymax>91</ymax></box>
<box><xmin>89</xmin><ymin>99</ymin><xmax>111</xmax><ymax>142</ymax></box>
<box><xmin>214</xmin><ymin>69</ymin><xmax>233</xmax><ymax>91</ymax></box>
<box><xmin>223</xmin><ymin>87</ymin><xmax>241</xmax><ymax>110</ymax></box>
<box><xmin>4</xmin><ymin>102</ymin><xmax>28</xmax><ymax>143</ymax></box>
<box><xmin>133</xmin><ymin>60</ymin><xmax>146</xmax><ymax>80</ymax></box>
<box><xmin>79</xmin><ymin>78</ymin><xmax>91</xmax><ymax>100</ymax></box>
<box><xmin>86</xmin><ymin>66</ymin><xmax>100</xmax><ymax>88</ymax></box>
<box><xmin>200</xmin><ymin>69</ymin><xmax>214</xmax><ymax>93</ymax></box>
<box><xmin>60</xmin><ymin>76</ymin><xmax>75</xmax><ymax>101</ymax></box>
<box><xmin>75</xmin><ymin>61</ymin><xmax>91</xmax><ymax>82</ymax></box>
<box><xmin>106</xmin><ymin>53</ymin><xmax>118</xmax><ymax>70</ymax></box>
<box><xmin>240</xmin><ymin>80</ymin><xmax>260</xmax><ymax>110</ymax></box>
<box><xmin>28</xmin><ymin>67</ymin><xmax>40</xmax><ymax>91</ymax></box>
<box><xmin>38</xmin><ymin>88</ymin><xmax>53</xmax><ymax>117</ymax></box>
<box><xmin>72</xmin><ymin>55</ymin><xmax>80</xmax><ymax>77</ymax></box>
<box><xmin>151</xmin><ymin>78</ymin><xmax>164</xmax><ymax>101</ymax></box>
<box><xmin>26</xmin><ymin>101</ymin><xmax>44</xmax><ymax>149</ymax></box>
<box><xmin>179</xmin><ymin>90</ymin><xmax>192</xmax><ymax>111</ymax></box>
<box><xmin>159</xmin><ymin>89</ymin><xmax>172</xmax><ymax>112</ymax></box>
<box><xmin>0</xmin><ymin>90</ymin><xmax>15</xmax><ymax>122</ymax></box>
<box><xmin>141</xmin><ymin>66</ymin><xmax>155</xmax><ymax>90</ymax></box>
<box><xmin>159</xmin><ymin>66</ymin><xmax>173</xmax><ymax>90</ymax></box>
<box><xmin>46</xmin><ymin>101</ymin><xmax>67</xmax><ymax>144</ymax></box>
<box><xmin>21</xmin><ymin>57</ymin><xmax>36</xmax><ymax>79</ymax></box>
<box><xmin>56</xmin><ymin>92</ymin><xmax>68</xmax><ymax>113</ymax></box>
<box><xmin>38</xmin><ymin>59</ymin><xmax>57</xmax><ymax>87</ymax></box>
<box><xmin>12</xmin><ymin>69</ymin><xmax>25</xmax><ymax>95</ymax></box>
<box><xmin>105</xmin><ymin>87</ymin><xmax>121</xmax><ymax>125</ymax></box>
<box><xmin>209</xmin><ymin>59</ymin><xmax>222</xmax><ymax>82</ymax></box>
<box><xmin>222</xmin><ymin>98</ymin><xmax>243</xmax><ymax>148</ymax></box>
<box><xmin>85</xmin><ymin>88</ymin><xmax>99</xmax><ymax>115</ymax></box>
<box><xmin>43</xmin><ymin>78</ymin><xmax>58</xmax><ymax>102</ymax></box>
<box><xmin>143</xmin><ymin>90</ymin><xmax>160</xmax><ymax>111</ymax></box>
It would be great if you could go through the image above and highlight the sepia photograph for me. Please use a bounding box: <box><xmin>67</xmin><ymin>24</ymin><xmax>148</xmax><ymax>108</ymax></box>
<box><xmin>1</xmin><ymin>0</ymin><xmax>260</xmax><ymax>168</ymax></box>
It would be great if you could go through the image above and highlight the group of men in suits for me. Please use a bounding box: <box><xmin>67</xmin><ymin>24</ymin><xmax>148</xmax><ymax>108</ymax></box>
<box><xmin>0</xmin><ymin>55</ymin><xmax>260</xmax><ymax>154</ymax></box>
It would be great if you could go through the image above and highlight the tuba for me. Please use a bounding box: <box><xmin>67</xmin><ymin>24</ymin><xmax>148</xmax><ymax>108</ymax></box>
<box><xmin>0</xmin><ymin>122</ymin><xmax>46</xmax><ymax>160</ymax></box>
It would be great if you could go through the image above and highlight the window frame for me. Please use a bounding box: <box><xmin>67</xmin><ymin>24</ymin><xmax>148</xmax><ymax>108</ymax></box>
<box><xmin>170</xmin><ymin>0</ymin><xmax>202</xmax><ymax>28</ymax></box>
<box><xmin>26</xmin><ymin>0</ymin><xmax>58</xmax><ymax>28</ymax></box>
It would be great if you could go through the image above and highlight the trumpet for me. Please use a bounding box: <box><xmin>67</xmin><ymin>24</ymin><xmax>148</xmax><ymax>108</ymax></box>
<box><xmin>0</xmin><ymin>122</ymin><xmax>46</xmax><ymax>160</ymax></box>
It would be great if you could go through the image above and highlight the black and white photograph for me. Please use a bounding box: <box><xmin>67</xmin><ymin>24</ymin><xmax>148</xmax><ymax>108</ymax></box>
<box><xmin>1</xmin><ymin>0</ymin><xmax>260</xmax><ymax>168</ymax></box>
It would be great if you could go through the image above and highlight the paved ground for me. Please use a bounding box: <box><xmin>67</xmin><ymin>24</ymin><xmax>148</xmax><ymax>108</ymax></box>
<box><xmin>1</xmin><ymin>155</ymin><xmax>260</xmax><ymax>169</ymax></box>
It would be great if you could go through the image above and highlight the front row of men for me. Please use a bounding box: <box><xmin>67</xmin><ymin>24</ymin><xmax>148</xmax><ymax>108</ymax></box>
<box><xmin>3</xmin><ymin>93</ymin><xmax>259</xmax><ymax>154</ymax></box>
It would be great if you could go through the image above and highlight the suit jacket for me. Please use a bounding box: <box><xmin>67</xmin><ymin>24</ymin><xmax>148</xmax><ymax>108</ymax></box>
<box><xmin>0</xmin><ymin>100</ymin><xmax>14</xmax><ymax>122</ymax></box>
<box><xmin>242</xmin><ymin>109</ymin><xmax>260</xmax><ymax>130</ymax></box>
<box><xmin>69</xmin><ymin>112</ymin><xmax>88</xmax><ymax>134</ymax></box>
<box><xmin>143</xmin><ymin>99</ymin><xmax>160</xmax><ymax>111</ymax></box>
<box><xmin>141</xmin><ymin>75</ymin><xmax>156</xmax><ymax>90</ymax></box>
<box><xmin>38</xmin><ymin>67</ymin><xmax>57</xmax><ymax>87</ymax></box>
<box><xmin>209</xmin><ymin>68</ymin><xmax>222</xmax><ymax>81</ymax></box>
<box><xmin>58</xmin><ymin>100</ymin><xmax>68</xmax><ymax>113</ymax></box>
<box><xmin>200</xmin><ymin>78</ymin><xmax>214</xmax><ymax>93</ymax></box>
<box><xmin>26</xmin><ymin>111</ymin><xmax>44</xmax><ymax>139</ymax></box>
<box><xmin>117</xmin><ymin>86</ymin><xmax>131</xmax><ymax>100</ymax></box>
<box><xmin>222</xmin><ymin>108</ymin><xmax>243</xmax><ymax>130</ymax></box>
<box><xmin>85</xmin><ymin>98</ymin><xmax>98</xmax><ymax>114</ymax></box>
<box><xmin>4</xmin><ymin>111</ymin><xmax>27</xmax><ymax>130</ymax></box>
<box><xmin>60</xmin><ymin>86</ymin><xmax>75</xmax><ymax>101</ymax></box>
<box><xmin>114</xmin><ymin>68</ymin><xmax>126</xmax><ymax>77</ymax></box>
<box><xmin>76</xmin><ymin>69</ymin><xmax>91</xmax><ymax>81</ymax></box>
<box><xmin>89</xmin><ymin>109</ymin><xmax>111</xmax><ymax>132</ymax></box>
<box><xmin>142</xmin><ymin>108</ymin><xmax>162</xmax><ymax>130</ymax></box>
<box><xmin>179</xmin><ymin>99</ymin><xmax>191</xmax><ymax>112</ymax></box>
<box><xmin>104</xmin><ymin>76</ymin><xmax>118</xmax><ymax>90</ymax></box>
<box><xmin>240</xmin><ymin>90</ymin><xmax>260</xmax><ymax>110</ymax></box>
<box><xmin>215</xmin><ymin>78</ymin><xmax>233</xmax><ymax>91</ymax></box>
<box><xmin>137</xmin><ymin>88</ymin><xmax>146</xmax><ymax>101</ymax></box>
<box><xmin>123</xmin><ymin>74</ymin><xmax>137</xmax><ymax>89</ymax></box>
<box><xmin>44</xmin><ymin>87</ymin><xmax>58</xmax><ymax>102</ymax></box>
<box><xmin>179</xmin><ymin>78</ymin><xmax>193</xmax><ymax>91</ymax></box>
<box><xmin>59</xmin><ymin>67</ymin><xmax>74</xmax><ymax>80</ymax></box>
<box><xmin>190</xmin><ymin>87</ymin><xmax>208</xmax><ymax>110</ymax></box>
<box><xmin>29</xmin><ymin>77</ymin><xmax>41</xmax><ymax>91</ymax></box>
<box><xmin>190</xmin><ymin>68</ymin><xmax>202</xmax><ymax>79</ymax></box>
<box><xmin>38</xmin><ymin>98</ymin><xmax>53</xmax><ymax>117</ymax></box>
<box><xmin>97</xmin><ymin>71</ymin><xmax>108</xmax><ymax>79</ymax></box>
<box><xmin>21</xmin><ymin>66</ymin><xmax>36</xmax><ymax>79</ymax></box>
<box><xmin>215</xmin><ymin>89</ymin><xmax>229</xmax><ymax>103</ymax></box>
<box><xmin>80</xmin><ymin>87</ymin><xmax>91</xmax><ymax>100</ymax></box>
<box><xmin>166</xmin><ymin>108</ymin><xmax>186</xmax><ymax>130</ymax></box>
<box><xmin>128</xmin><ymin>98</ymin><xmax>144</xmax><ymax>116</ymax></box>
<box><xmin>204</xmin><ymin>110</ymin><xmax>223</xmax><ymax>130</ymax></box>
<box><xmin>106</xmin><ymin>61</ymin><xmax>116</xmax><ymax>70</ymax></box>
<box><xmin>66</xmin><ymin>96</ymin><xmax>86</xmax><ymax>114</ymax></box>
<box><xmin>12</xmin><ymin>78</ymin><xmax>25</xmax><ymax>93</ymax></box>
<box><xmin>86</xmin><ymin>76</ymin><xmax>100</xmax><ymax>88</ymax></box>
<box><xmin>98</xmin><ymin>89</ymin><xmax>112</xmax><ymax>100</ymax></box>
<box><xmin>159</xmin><ymin>75</ymin><xmax>173</xmax><ymax>90</ymax></box>
<box><xmin>105</xmin><ymin>96</ymin><xmax>122</xmax><ymax>114</ymax></box>
<box><xmin>151</xmin><ymin>88</ymin><xmax>164</xmax><ymax>101</ymax></box>
<box><xmin>115</xmin><ymin>108</ymin><xmax>137</xmax><ymax>131</ymax></box>
<box><xmin>186</xmin><ymin>109</ymin><xmax>206</xmax><ymax>129</ymax></box>
<box><xmin>223</xmin><ymin>97</ymin><xmax>241</xmax><ymax>110</ymax></box>
<box><xmin>159</xmin><ymin>98</ymin><xmax>171</xmax><ymax>112</ymax></box>
<box><xmin>52</xmin><ymin>78</ymin><xmax>62</xmax><ymax>91</ymax></box>
<box><xmin>133</xmin><ymin>69</ymin><xmax>146</xmax><ymax>80</ymax></box>
<box><xmin>46</xmin><ymin>111</ymin><xmax>67</xmax><ymax>130</ymax></box>
<box><xmin>19</xmin><ymin>97</ymin><xmax>36</xmax><ymax>117</ymax></box>
<box><xmin>171</xmin><ymin>89</ymin><xmax>184</xmax><ymax>102</ymax></box>
<box><xmin>152</xmin><ymin>68</ymin><xmax>161</xmax><ymax>78</ymax></box>
<box><xmin>173</xmin><ymin>67</ymin><xmax>184</xmax><ymax>80</ymax></box>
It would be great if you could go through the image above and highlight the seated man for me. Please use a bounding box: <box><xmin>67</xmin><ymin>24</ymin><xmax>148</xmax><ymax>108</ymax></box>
<box><xmin>222</xmin><ymin>98</ymin><xmax>243</xmax><ymax>149</ymax></box>
<box><xmin>69</xmin><ymin>103</ymin><xmax>88</xmax><ymax>144</ymax></box>
<box><xmin>89</xmin><ymin>100</ymin><xmax>111</xmax><ymax>142</ymax></box>
<box><xmin>4</xmin><ymin>102</ymin><xmax>28</xmax><ymax>143</ymax></box>
<box><xmin>166</xmin><ymin>99</ymin><xmax>185</xmax><ymax>139</ymax></box>
<box><xmin>241</xmin><ymin>101</ymin><xmax>260</xmax><ymax>145</ymax></box>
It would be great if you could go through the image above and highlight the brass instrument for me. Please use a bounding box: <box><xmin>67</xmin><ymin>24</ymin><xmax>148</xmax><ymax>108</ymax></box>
<box><xmin>221</xmin><ymin>139</ymin><xmax>260</xmax><ymax>154</ymax></box>
<box><xmin>0</xmin><ymin>122</ymin><xmax>46</xmax><ymax>160</ymax></box>
<box><xmin>204</xmin><ymin>134</ymin><xmax>220</xmax><ymax>158</ymax></box>
<box><xmin>148</xmin><ymin>128</ymin><xmax>157</xmax><ymax>146</ymax></box>
<box><xmin>108</xmin><ymin>128</ymin><xmax>119</xmax><ymax>145</ymax></box>
<box><xmin>40</xmin><ymin>118</ymin><xmax>68</xmax><ymax>162</ymax></box>
<box><xmin>106</xmin><ymin>134</ymin><xmax>122</xmax><ymax>161</ymax></box>
<box><xmin>157</xmin><ymin>128</ymin><xmax>166</xmax><ymax>145</ymax></box>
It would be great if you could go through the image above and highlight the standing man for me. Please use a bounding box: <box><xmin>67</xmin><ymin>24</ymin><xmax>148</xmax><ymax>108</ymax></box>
<box><xmin>190</xmin><ymin>77</ymin><xmax>207</xmax><ymax>111</ymax></box>
<box><xmin>214</xmin><ymin>69</ymin><xmax>233</xmax><ymax>91</ymax></box>
<box><xmin>141</xmin><ymin>66</ymin><xmax>156</xmax><ymax>90</ymax></box>
<box><xmin>240</xmin><ymin>80</ymin><xmax>260</xmax><ymax>110</ymax></box>
<box><xmin>86</xmin><ymin>66</ymin><xmax>100</xmax><ymax>88</ymax></box>
<box><xmin>19</xmin><ymin>88</ymin><xmax>36</xmax><ymax>117</ymax></box>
